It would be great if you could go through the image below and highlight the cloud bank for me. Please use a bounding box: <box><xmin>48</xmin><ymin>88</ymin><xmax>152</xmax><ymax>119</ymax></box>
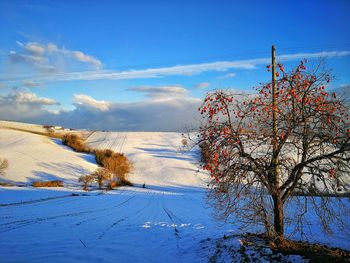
<box><xmin>0</xmin><ymin>88</ymin><xmax>201</xmax><ymax>131</ymax></box>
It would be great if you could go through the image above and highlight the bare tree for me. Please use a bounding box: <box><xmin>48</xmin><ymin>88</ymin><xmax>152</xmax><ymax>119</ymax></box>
<box><xmin>196</xmin><ymin>60</ymin><xmax>350</xmax><ymax>242</ymax></box>
<box><xmin>91</xmin><ymin>168</ymin><xmax>112</xmax><ymax>189</ymax></box>
<box><xmin>79</xmin><ymin>175</ymin><xmax>94</xmax><ymax>191</ymax></box>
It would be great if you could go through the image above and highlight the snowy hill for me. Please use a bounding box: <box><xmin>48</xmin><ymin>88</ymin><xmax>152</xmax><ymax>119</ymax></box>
<box><xmin>0</xmin><ymin>129</ymin><xmax>98</xmax><ymax>185</ymax></box>
<box><xmin>85</xmin><ymin>131</ymin><xmax>208</xmax><ymax>188</ymax></box>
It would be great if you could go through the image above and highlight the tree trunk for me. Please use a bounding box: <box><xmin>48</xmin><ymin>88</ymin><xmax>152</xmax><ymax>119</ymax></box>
<box><xmin>272</xmin><ymin>192</ymin><xmax>284</xmax><ymax>242</ymax></box>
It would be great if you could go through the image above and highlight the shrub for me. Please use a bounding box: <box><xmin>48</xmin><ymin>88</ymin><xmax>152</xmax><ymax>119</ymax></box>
<box><xmin>32</xmin><ymin>180</ymin><xmax>64</xmax><ymax>187</ymax></box>
<box><xmin>102</xmin><ymin>154</ymin><xmax>132</xmax><ymax>182</ymax></box>
<box><xmin>91</xmin><ymin>168</ymin><xmax>112</xmax><ymax>189</ymax></box>
<box><xmin>120</xmin><ymin>178</ymin><xmax>133</xmax><ymax>186</ymax></box>
<box><xmin>105</xmin><ymin>179</ymin><xmax>132</xmax><ymax>190</ymax></box>
<box><xmin>107</xmin><ymin>181</ymin><xmax>120</xmax><ymax>190</ymax></box>
<box><xmin>62</xmin><ymin>134</ymin><xmax>90</xmax><ymax>153</ymax></box>
<box><xmin>94</xmin><ymin>149</ymin><xmax>114</xmax><ymax>166</ymax></box>
<box><xmin>181</xmin><ymin>138</ymin><xmax>188</xmax><ymax>147</ymax></box>
<box><xmin>0</xmin><ymin>158</ymin><xmax>9</xmax><ymax>176</ymax></box>
<box><xmin>94</xmin><ymin>149</ymin><xmax>133</xmax><ymax>182</ymax></box>
<box><xmin>79</xmin><ymin>175</ymin><xmax>94</xmax><ymax>191</ymax></box>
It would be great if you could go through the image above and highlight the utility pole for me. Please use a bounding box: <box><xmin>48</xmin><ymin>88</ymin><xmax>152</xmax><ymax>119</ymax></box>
<box><xmin>271</xmin><ymin>45</ymin><xmax>279</xmax><ymax>187</ymax></box>
<box><xmin>271</xmin><ymin>45</ymin><xmax>284</xmax><ymax>240</ymax></box>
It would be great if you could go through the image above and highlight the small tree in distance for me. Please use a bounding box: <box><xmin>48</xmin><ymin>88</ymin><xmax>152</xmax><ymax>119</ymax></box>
<box><xmin>0</xmin><ymin>158</ymin><xmax>9</xmax><ymax>176</ymax></box>
<box><xmin>197</xmin><ymin>59</ymin><xmax>350</xmax><ymax>243</ymax></box>
<box><xmin>92</xmin><ymin>168</ymin><xmax>112</xmax><ymax>189</ymax></box>
<box><xmin>79</xmin><ymin>175</ymin><xmax>94</xmax><ymax>191</ymax></box>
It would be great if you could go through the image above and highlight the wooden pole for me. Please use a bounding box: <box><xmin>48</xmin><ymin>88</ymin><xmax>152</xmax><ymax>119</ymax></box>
<box><xmin>271</xmin><ymin>45</ymin><xmax>284</xmax><ymax>240</ymax></box>
<box><xmin>271</xmin><ymin>45</ymin><xmax>279</xmax><ymax>187</ymax></box>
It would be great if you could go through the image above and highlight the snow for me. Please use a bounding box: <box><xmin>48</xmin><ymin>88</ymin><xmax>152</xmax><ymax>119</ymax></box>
<box><xmin>0</xmin><ymin>129</ymin><xmax>98</xmax><ymax>185</ymax></box>
<box><xmin>0</xmin><ymin>120</ymin><xmax>48</xmax><ymax>134</ymax></box>
<box><xmin>0</xmin><ymin>123</ymin><xmax>349</xmax><ymax>262</ymax></box>
<box><xmin>0</xmin><ymin>186</ymin><xmax>234</xmax><ymax>262</ymax></box>
<box><xmin>85</xmin><ymin>131</ymin><xmax>208</xmax><ymax>188</ymax></box>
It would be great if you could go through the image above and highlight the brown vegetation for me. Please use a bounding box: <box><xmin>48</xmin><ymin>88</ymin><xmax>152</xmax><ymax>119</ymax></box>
<box><xmin>91</xmin><ymin>168</ymin><xmax>112</xmax><ymax>189</ymax></box>
<box><xmin>61</xmin><ymin>135</ymin><xmax>133</xmax><ymax>190</ymax></box>
<box><xmin>78</xmin><ymin>175</ymin><xmax>94</xmax><ymax>191</ymax></box>
<box><xmin>270</xmin><ymin>238</ymin><xmax>350</xmax><ymax>263</ymax></box>
<box><xmin>94</xmin><ymin>149</ymin><xmax>133</xmax><ymax>183</ymax></box>
<box><xmin>62</xmin><ymin>134</ymin><xmax>91</xmax><ymax>153</ymax></box>
<box><xmin>0</xmin><ymin>158</ymin><xmax>9</xmax><ymax>176</ymax></box>
<box><xmin>32</xmin><ymin>180</ymin><xmax>64</xmax><ymax>187</ymax></box>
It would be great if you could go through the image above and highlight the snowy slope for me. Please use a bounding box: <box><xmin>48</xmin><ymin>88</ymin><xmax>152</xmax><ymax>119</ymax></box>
<box><xmin>85</xmin><ymin>131</ymin><xmax>208</xmax><ymax>188</ymax></box>
<box><xmin>0</xmin><ymin>129</ymin><xmax>98</xmax><ymax>185</ymax></box>
<box><xmin>0</xmin><ymin>120</ymin><xmax>48</xmax><ymax>133</ymax></box>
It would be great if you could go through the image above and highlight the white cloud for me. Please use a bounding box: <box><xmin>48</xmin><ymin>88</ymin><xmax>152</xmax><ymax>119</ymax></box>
<box><xmin>194</xmin><ymin>82</ymin><xmax>210</xmax><ymax>89</ymax></box>
<box><xmin>3</xmin><ymin>50</ymin><xmax>348</xmax><ymax>83</ymax></box>
<box><xmin>67</xmin><ymin>51</ymin><xmax>102</xmax><ymax>69</ymax></box>
<box><xmin>73</xmin><ymin>94</ymin><xmax>110</xmax><ymax>111</ymax></box>
<box><xmin>9</xmin><ymin>91</ymin><xmax>58</xmax><ymax>105</ymax></box>
<box><xmin>128</xmin><ymin>85</ymin><xmax>188</xmax><ymax>100</ymax></box>
<box><xmin>23</xmin><ymin>42</ymin><xmax>46</xmax><ymax>56</ymax></box>
<box><xmin>7</xmin><ymin>41</ymin><xmax>102</xmax><ymax>73</ymax></box>
<box><xmin>218</xmin><ymin>72</ymin><xmax>236</xmax><ymax>79</ymax></box>
<box><xmin>0</xmin><ymin>91</ymin><xmax>59</xmax><ymax>122</ymax></box>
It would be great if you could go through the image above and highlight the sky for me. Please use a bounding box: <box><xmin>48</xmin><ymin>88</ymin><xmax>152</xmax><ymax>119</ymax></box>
<box><xmin>0</xmin><ymin>0</ymin><xmax>349</xmax><ymax>131</ymax></box>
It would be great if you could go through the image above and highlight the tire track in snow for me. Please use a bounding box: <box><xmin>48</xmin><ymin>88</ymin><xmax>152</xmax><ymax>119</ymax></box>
<box><xmin>73</xmin><ymin>194</ymin><xmax>137</xmax><ymax>227</ymax></box>
<box><xmin>96</xmin><ymin>191</ymin><xmax>154</xmax><ymax>240</ymax></box>
<box><xmin>0</xmin><ymin>194</ymin><xmax>137</xmax><ymax>233</ymax></box>
<box><xmin>0</xmin><ymin>194</ymin><xmax>80</xmax><ymax>207</ymax></box>
<box><xmin>163</xmin><ymin>207</ymin><xmax>180</xmax><ymax>238</ymax></box>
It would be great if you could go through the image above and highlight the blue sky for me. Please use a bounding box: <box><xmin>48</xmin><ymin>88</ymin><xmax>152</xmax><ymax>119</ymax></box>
<box><xmin>0</xmin><ymin>0</ymin><xmax>349</xmax><ymax>130</ymax></box>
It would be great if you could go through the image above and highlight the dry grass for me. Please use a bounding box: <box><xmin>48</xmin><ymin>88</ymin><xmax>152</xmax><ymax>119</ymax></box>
<box><xmin>62</xmin><ymin>134</ymin><xmax>91</xmax><ymax>153</ymax></box>
<box><xmin>32</xmin><ymin>180</ymin><xmax>64</xmax><ymax>187</ymax></box>
<box><xmin>0</xmin><ymin>182</ymin><xmax>15</xmax><ymax>187</ymax></box>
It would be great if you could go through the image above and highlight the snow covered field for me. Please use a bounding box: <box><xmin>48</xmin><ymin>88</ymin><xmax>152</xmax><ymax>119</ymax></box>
<box><xmin>0</xmin><ymin>126</ymin><xmax>233</xmax><ymax>262</ymax></box>
<box><xmin>0</xmin><ymin>124</ymin><xmax>349</xmax><ymax>262</ymax></box>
